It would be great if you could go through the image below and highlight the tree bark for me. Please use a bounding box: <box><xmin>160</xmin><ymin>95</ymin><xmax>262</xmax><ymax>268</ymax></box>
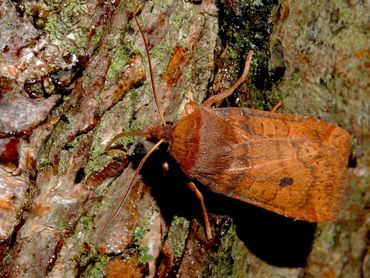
<box><xmin>0</xmin><ymin>0</ymin><xmax>368</xmax><ymax>277</ymax></box>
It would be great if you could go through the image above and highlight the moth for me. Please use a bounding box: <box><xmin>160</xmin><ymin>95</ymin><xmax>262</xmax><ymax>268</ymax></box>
<box><xmin>102</xmin><ymin>15</ymin><xmax>352</xmax><ymax>240</ymax></box>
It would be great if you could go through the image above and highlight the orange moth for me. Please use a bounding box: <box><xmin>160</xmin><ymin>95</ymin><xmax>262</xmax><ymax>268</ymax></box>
<box><xmin>102</xmin><ymin>14</ymin><xmax>352</xmax><ymax>240</ymax></box>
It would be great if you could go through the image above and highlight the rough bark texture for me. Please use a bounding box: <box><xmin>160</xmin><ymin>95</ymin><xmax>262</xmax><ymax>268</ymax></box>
<box><xmin>0</xmin><ymin>0</ymin><xmax>368</xmax><ymax>277</ymax></box>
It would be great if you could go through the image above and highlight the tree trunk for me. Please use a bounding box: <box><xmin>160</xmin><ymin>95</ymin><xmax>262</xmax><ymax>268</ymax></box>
<box><xmin>0</xmin><ymin>0</ymin><xmax>368</xmax><ymax>277</ymax></box>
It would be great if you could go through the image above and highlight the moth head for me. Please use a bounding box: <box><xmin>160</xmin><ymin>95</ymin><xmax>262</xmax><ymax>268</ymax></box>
<box><xmin>146</xmin><ymin>124</ymin><xmax>174</xmax><ymax>143</ymax></box>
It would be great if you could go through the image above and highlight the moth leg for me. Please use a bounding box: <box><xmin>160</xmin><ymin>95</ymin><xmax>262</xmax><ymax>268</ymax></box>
<box><xmin>271</xmin><ymin>100</ymin><xmax>283</xmax><ymax>113</ymax></box>
<box><xmin>186</xmin><ymin>181</ymin><xmax>212</xmax><ymax>240</ymax></box>
<box><xmin>184</xmin><ymin>101</ymin><xmax>199</xmax><ymax>115</ymax></box>
<box><xmin>202</xmin><ymin>50</ymin><xmax>254</xmax><ymax>108</ymax></box>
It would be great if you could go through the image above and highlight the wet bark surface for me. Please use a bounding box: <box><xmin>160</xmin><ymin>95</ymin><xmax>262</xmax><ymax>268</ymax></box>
<box><xmin>0</xmin><ymin>0</ymin><xmax>368</xmax><ymax>277</ymax></box>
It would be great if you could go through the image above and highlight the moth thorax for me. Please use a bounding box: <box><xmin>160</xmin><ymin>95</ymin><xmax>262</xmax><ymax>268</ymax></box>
<box><xmin>147</xmin><ymin>124</ymin><xmax>174</xmax><ymax>142</ymax></box>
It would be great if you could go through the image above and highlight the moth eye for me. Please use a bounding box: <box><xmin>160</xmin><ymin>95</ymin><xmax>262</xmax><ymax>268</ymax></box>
<box><xmin>279</xmin><ymin>177</ymin><xmax>294</xmax><ymax>187</ymax></box>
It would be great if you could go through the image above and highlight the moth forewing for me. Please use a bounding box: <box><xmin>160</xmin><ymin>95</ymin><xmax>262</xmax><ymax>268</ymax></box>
<box><xmin>168</xmin><ymin>106</ymin><xmax>351</xmax><ymax>222</ymax></box>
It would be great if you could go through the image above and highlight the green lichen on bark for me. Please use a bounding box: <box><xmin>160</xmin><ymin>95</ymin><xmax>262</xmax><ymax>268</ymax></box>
<box><xmin>215</xmin><ymin>0</ymin><xmax>280</xmax><ymax>110</ymax></box>
<box><xmin>74</xmin><ymin>217</ymin><xmax>109</xmax><ymax>278</ymax></box>
<box><xmin>19</xmin><ymin>0</ymin><xmax>100</xmax><ymax>56</ymax></box>
<box><xmin>166</xmin><ymin>216</ymin><xmax>190</xmax><ymax>259</ymax></box>
<box><xmin>207</xmin><ymin>223</ymin><xmax>236</xmax><ymax>277</ymax></box>
<box><xmin>269</xmin><ymin>0</ymin><xmax>369</xmax><ymax>130</ymax></box>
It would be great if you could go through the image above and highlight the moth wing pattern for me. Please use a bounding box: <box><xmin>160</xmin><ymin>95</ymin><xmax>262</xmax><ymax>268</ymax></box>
<box><xmin>212</xmin><ymin>107</ymin><xmax>351</xmax><ymax>162</ymax></box>
<box><xmin>170</xmin><ymin>106</ymin><xmax>351</xmax><ymax>222</ymax></box>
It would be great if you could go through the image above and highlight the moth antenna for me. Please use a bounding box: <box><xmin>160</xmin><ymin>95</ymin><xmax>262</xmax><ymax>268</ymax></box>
<box><xmin>134</xmin><ymin>16</ymin><xmax>166</xmax><ymax>125</ymax></box>
<box><xmin>105</xmin><ymin>131</ymin><xmax>148</xmax><ymax>152</ymax></box>
<box><xmin>101</xmin><ymin>139</ymin><xmax>165</xmax><ymax>234</ymax></box>
<box><xmin>203</xmin><ymin>50</ymin><xmax>254</xmax><ymax>107</ymax></box>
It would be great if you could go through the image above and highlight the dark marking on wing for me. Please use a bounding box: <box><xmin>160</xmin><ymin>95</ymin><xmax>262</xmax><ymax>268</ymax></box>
<box><xmin>279</xmin><ymin>177</ymin><xmax>294</xmax><ymax>187</ymax></box>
